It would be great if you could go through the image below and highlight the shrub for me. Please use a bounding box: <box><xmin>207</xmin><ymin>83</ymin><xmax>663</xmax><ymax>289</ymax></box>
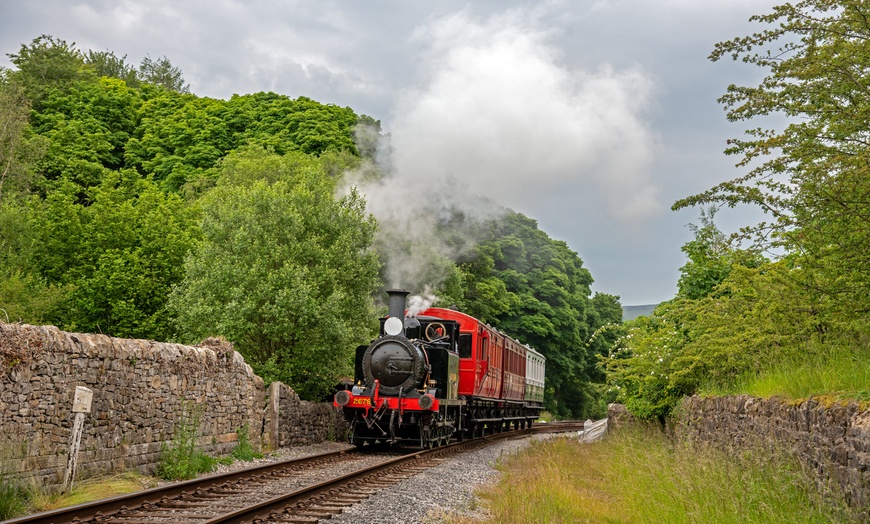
<box><xmin>156</xmin><ymin>402</ymin><xmax>217</xmax><ymax>480</ymax></box>
<box><xmin>230</xmin><ymin>425</ymin><xmax>263</xmax><ymax>462</ymax></box>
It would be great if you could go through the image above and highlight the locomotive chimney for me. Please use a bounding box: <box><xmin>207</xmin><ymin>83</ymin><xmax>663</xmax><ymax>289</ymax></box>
<box><xmin>386</xmin><ymin>289</ymin><xmax>410</xmax><ymax>319</ymax></box>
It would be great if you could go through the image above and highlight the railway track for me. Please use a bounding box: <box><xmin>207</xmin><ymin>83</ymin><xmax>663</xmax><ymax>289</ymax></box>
<box><xmin>6</xmin><ymin>423</ymin><xmax>585</xmax><ymax>524</ymax></box>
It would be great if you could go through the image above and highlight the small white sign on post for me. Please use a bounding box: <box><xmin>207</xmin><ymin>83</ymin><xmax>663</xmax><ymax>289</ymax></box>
<box><xmin>64</xmin><ymin>386</ymin><xmax>93</xmax><ymax>492</ymax></box>
<box><xmin>72</xmin><ymin>386</ymin><xmax>93</xmax><ymax>413</ymax></box>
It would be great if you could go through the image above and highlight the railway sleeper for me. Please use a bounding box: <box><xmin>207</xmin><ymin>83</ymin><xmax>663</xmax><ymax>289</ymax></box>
<box><xmin>312</xmin><ymin>503</ymin><xmax>350</xmax><ymax>511</ymax></box>
<box><xmin>155</xmin><ymin>501</ymin><xmax>214</xmax><ymax>508</ymax></box>
<box><xmin>345</xmin><ymin>487</ymin><xmax>379</xmax><ymax>495</ymax></box>
<box><xmin>109</xmin><ymin>520</ymin><xmax>180</xmax><ymax>524</ymax></box>
<box><xmin>291</xmin><ymin>508</ymin><xmax>343</xmax><ymax>517</ymax></box>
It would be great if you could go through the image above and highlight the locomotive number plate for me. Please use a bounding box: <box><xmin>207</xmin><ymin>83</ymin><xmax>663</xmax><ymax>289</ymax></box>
<box><xmin>351</xmin><ymin>397</ymin><xmax>371</xmax><ymax>407</ymax></box>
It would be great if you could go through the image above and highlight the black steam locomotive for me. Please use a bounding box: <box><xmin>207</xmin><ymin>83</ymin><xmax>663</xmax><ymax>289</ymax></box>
<box><xmin>334</xmin><ymin>289</ymin><xmax>545</xmax><ymax>448</ymax></box>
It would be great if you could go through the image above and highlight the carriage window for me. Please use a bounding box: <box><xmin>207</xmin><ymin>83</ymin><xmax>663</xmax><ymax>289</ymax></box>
<box><xmin>459</xmin><ymin>334</ymin><xmax>472</xmax><ymax>358</ymax></box>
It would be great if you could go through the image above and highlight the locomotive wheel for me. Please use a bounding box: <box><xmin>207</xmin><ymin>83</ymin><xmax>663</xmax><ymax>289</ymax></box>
<box><xmin>422</xmin><ymin>426</ymin><xmax>435</xmax><ymax>449</ymax></box>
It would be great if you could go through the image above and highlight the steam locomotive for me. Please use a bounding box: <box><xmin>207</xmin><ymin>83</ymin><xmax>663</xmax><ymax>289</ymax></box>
<box><xmin>334</xmin><ymin>289</ymin><xmax>545</xmax><ymax>448</ymax></box>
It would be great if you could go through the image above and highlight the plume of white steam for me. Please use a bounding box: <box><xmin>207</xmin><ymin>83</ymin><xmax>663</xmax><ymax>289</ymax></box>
<box><xmin>342</xmin><ymin>6</ymin><xmax>661</xmax><ymax>295</ymax></box>
<box><xmin>341</xmin><ymin>130</ymin><xmax>504</xmax><ymax>292</ymax></box>
<box><xmin>406</xmin><ymin>287</ymin><xmax>439</xmax><ymax>317</ymax></box>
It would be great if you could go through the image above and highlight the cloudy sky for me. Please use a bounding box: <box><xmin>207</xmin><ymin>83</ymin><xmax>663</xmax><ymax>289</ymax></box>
<box><xmin>0</xmin><ymin>0</ymin><xmax>781</xmax><ymax>305</ymax></box>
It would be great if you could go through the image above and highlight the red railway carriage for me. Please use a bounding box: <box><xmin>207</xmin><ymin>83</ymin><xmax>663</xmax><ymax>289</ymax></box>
<box><xmin>417</xmin><ymin>307</ymin><xmax>527</xmax><ymax>402</ymax></box>
<box><xmin>335</xmin><ymin>290</ymin><xmax>545</xmax><ymax>448</ymax></box>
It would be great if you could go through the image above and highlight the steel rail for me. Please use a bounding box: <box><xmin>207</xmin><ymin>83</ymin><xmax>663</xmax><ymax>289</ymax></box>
<box><xmin>4</xmin><ymin>424</ymin><xmax>579</xmax><ymax>524</ymax></box>
<box><xmin>2</xmin><ymin>448</ymin><xmax>359</xmax><ymax>524</ymax></box>
<box><xmin>200</xmin><ymin>432</ymin><xmax>524</xmax><ymax>524</ymax></box>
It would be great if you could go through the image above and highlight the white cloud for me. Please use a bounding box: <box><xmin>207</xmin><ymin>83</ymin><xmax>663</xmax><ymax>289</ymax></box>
<box><xmin>390</xmin><ymin>8</ymin><xmax>661</xmax><ymax>223</ymax></box>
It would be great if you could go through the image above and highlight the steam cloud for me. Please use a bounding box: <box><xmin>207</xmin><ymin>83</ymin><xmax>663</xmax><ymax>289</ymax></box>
<box><xmin>392</xmin><ymin>8</ymin><xmax>660</xmax><ymax>222</ymax></box>
<box><xmin>406</xmin><ymin>287</ymin><xmax>438</xmax><ymax>317</ymax></box>
<box><xmin>344</xmin><ymin>7</ymin><xmax>662</xmax><ymax>295</ymax></box>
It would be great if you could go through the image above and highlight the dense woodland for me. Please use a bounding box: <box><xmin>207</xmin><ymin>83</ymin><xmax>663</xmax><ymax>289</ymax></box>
<box><xmin>604</xmin><ymin>0</ymin><xmax>870</xmax><ymax>419</ymax></box>
<box><xmin>0</xmin><ymin>35</ymin><xmax>621</xmax><ymax>418</ymax></box>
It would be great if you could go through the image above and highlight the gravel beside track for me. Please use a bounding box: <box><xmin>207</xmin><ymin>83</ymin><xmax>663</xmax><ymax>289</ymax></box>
<box><xmin>330</xmin><ymin>435</ymin><xmax>549</xmax><ymax>524</ymax></box>
<box><xmin>153</xmin><ymin>435</ymin><xmax>550</xmax><ymax>524</ymax></box>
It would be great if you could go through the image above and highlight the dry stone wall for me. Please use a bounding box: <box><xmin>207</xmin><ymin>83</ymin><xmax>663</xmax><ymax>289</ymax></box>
<box><xmin>264</xmin><ymin>382</ymin><xmax>347</xmax><ymax>449</ymax></box>
<box><xmin>0</xmin><ymin>322</ymin><xmax>268</xmax><ymax>485</ymax></box>
<box><xmin>674</xmin><ymin>395</ymin><xmax>870</xmax><ymax>518</ymax></box>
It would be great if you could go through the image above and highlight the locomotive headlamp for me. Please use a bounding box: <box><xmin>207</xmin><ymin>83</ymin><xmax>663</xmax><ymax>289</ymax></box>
<box><xmin>384</xmin><ymin>316</ymin><xmax>403</xmax><ymax>336</ymax></box>
<box><xmin>418</xmin><ymin>394</ymin><xmax>435</xmax><ymax>410</ymax></box>
<box><xmin>335</xmin><ymin>390</ymin><xmax>351</xmax><ymax>407</ymax></box>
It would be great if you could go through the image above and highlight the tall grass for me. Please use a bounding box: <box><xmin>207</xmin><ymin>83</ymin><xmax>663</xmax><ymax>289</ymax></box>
<box><xmin>447</xmin><ymin>430</ymin><xmax>855</xmax><ymax>524</ymax></box>
<box><xmin>0</xmin><ymin>468</ymin><xmax>28</xmax><ymax>519</ymax></box>
<box><xmin>703</xmin><ymin>340</ymin><xmax>870</xmax><ymax>402</ymax></box>
<box><xmin>26</xmin><ymin>472</ymin><xmax>154</xmax><ymax>512</ymax></box>
<box><xmin>0</xmin><ymin>438</ymin><xmax>29</xmax><ymax>519</ymax></box>
<box><xmin>230</xmin><ymin>424</ymin><xmax>263</xmax><ymax>462</ymax></box>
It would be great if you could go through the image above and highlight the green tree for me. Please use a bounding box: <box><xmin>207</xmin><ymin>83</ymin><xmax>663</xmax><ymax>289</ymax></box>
<box><xmin>5</xmin><ymin>35</ymin><xmax>90</xmax><ymax>109</ymax></box>
<box><xmin>169</xmin><ymin>148</ymin><xmax>380</xmax><ymax>399</ymax></box>
<box><xmin>677</xmin><ymin>208</ymin><xmax>765</xmax><ymax>300</ymax></box>
<box><xmin>0</xmin><ymin>197</ymin><xmax>73</xmax><ymax>324</ymax></box>
<box><xmin>26</xmin><ymin>172</ymin><xmax>198</xmax><ymax>338</ymax></box>
<box><xmin>0</xmin><ymin>78</ymin><xmax>47</xmax><ymax>197</ymax></box>
<box><xmin>457</xmin><ymin>212</ymin><xmax>604</xmax><ymax>418</ymax></box>
<box><xmin>32</xmin><ymin>77</ymin><xmax>140</xmax><ymax>191</ymax></box>
<box><xmin>0</xmin><ymin>75</ymin><xmax>60</xmax><ymax>325</ymax></box>
<box><xmin>138</xmin><ymin>54</ymin><xmax>189</xmax><ymax>93</ymax></box>
<box><xmin>124</xmin><ymin>92</ymin><xmax>229</xmax><ymax>192</ymax></box>
<box><xmin>85</xmin><ymin>50</ymin><xmax>140</xmax><ymax>87</ymax></box>
<box><xmin>124</xmin><ymin>91</ymin><xmax>363</xmax><ymax>193</ymax></box>
<box><xmin>604</xmin><ymin>213</ymin><xmax>781</xmax><ymax>420</ymax></box>
<box><xmin>674</xmin><ymin>0</ymin><xmax>870</xmax><ymax>322</ymax></box>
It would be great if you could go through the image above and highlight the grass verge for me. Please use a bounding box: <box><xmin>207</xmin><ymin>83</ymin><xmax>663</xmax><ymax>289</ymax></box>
<box><xmin>702</xmin><ymin>342</ymin><xmax>870</xmax><ymax>403</ymax></box>
<box><xmin>0</xmin><ymin>468</ymin><xmax>29</xmax><ymax>519</ymax></box>
<box><xmin>27</xmin><ymin>471</ymin><xmax>156</xmax><ymax>512</ymax></box>
<box><xmin>446</xmin><ymin>430</ymin><xmax>855</xmax><ymax>524</ymax></box>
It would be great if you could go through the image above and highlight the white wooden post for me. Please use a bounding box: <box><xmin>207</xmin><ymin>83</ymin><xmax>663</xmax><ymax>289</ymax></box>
<box><xmin>268</xmin><ymin>382</ymin><xmax>280</xmax><ymax>450</ymax></box>
<box><xmin>63</xmin><ymin>386</ymin><xmax>93</xmax><ymax>492</ymax></box>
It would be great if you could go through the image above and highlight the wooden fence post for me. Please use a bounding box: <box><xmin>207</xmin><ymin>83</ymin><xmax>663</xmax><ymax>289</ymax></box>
<box><xmin>63</xmin><ymin>386</ymin><xmax>93</xmax><ymax>492</ymax></box>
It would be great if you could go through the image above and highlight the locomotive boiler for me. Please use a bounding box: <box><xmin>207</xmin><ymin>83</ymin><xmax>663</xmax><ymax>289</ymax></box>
<box><xmin>334</xmin><ymin>289</ymin><xmax>545</xmax><ymax>448</ymax></box>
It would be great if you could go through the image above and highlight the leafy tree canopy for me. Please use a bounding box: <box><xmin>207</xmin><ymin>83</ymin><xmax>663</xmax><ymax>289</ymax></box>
<box><xmin>27</xmin><ymin>170</ymin><xmax>199</xmax><ymax>339</ymax></box>
<box><xmin>138</xmin><ymin>54</ymin><xmax>189</xmax><ymax>93</ymax></box>
<box><xmin>674</xmin><ymin>0</ymin><xmax>870</xmax><ymax>319</ymax></box>
<box><xmin>85</xmin><ymin>50</ymin><xmax>140</xmax><ymax>87</ymax></box>
<box><xmin>455</xmin><ymin>211</ymin><xmax>614</xmax><ymax>419</ymax></box>
<box><xmin>5</xmin><ymin>35</ymin><xmax>92</xmax><ymax>109</ymax></box>
<box><xmin>169</xmin><ymin>147</ymin><xmax>380</xmax><ymax>398</ymax></box>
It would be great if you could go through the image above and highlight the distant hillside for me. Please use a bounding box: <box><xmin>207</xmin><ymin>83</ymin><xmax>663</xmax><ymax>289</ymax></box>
<box><xmin>622</xmin><ymin>304</ymin><xmax>658</xmax><ymax>321</ymax></box>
